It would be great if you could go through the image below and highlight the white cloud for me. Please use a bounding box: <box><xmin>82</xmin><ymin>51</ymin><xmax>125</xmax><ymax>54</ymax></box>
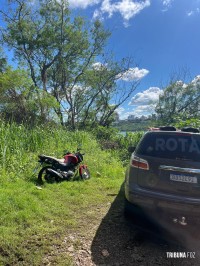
<box><xmin>115</xmin><ymin>106</ymin><xmax>125</xmax><ymax>115</ymax></box>
<box><xmin>187</xmin><ymin>11</ymin><xmax>194</xmax><ymax>17</ymax></box>
<box><xmin>65</xmin><ymin>0</ymin><xmax>151</xmax><ymax>27</ymax></box>
<box><xmin>132</xmin><ymin>104</ymin><xmax>156</xmax><ymax>116</ymax></box>
<box><xmin>117</xmin><ymin>110</ymin><xmax>133</xmax><ymax>119</ymax></box>
<box><xmin>162</xmin><ymin>0</ymin><xmax>173</xmax><ymax>7</ymax></box>
<box><xmin>162</xmin><ymin>0</ymin><xmax>173</xmax><ymax>12</ymax></box>
<box><xmin>92</xmin><ymin>62</ymin><xmax>108</xmax><ymax>70</ymax></box>
<box><xmin>115</xmin><ymin>87</ymin><xmax>162</xmax><ymax>119</ymax></box>
<box><xmin>116</xmin><ymin>104</ymin><xmax>156</xmax><ymax>119</ymax></box>
<box><xmin>117</xmin><ymin>75</ymin><xmax>200</xmax><ymax>120</ymax></box>
<box><xmin>174</xmin><ymin>80</ymin><xmax>187</xmax><ymax>89</ymax></box>
<box><xmin>117</xmin><ymin>67</ymin><xmax>149</xmax><ymax>81</ymax></box>
<box><xmin>187</xmin><ymin>8</ymin><xmax>200</xmax><ymax>17</ymax></box>
<box><xmin>191</xmin><ymin>75</ymin><xmax>200</xmax><ymax>85</ymax></box>
<box><xmin>68</xmin><ymin>0</ymin><xmax>100</xmax><ymax>9</ymax></box>
<box><xmin>93</xmin><ymin>0</ymin><xmax>150</xmax><ymax>26</ymax></box>
<box><xmin>92</xmin><ymin>64</ymin><xmax>149</xmax><ymax>81</ymax></box>
<box><xmin>129</xmin><ymin>87</ymin><xmax>163</xmax><ymax>105</ymax></box>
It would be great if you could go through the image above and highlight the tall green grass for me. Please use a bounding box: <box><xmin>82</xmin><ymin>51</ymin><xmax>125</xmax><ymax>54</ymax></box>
<box><xmin>2</xmin><ymin>125</ymin><xmax>129</xmax><ymax>184</ymax></box>
<box><xmin>0</xmin><ymin>122</ymin><xmax>144</xmax><ymax>265</ymax></box>
<box><xmin>1</xmin><ymin>122</ymin><xmax>136</xmax><ymax>265</ymax></box>
<box><xmin>0</xmin><ymin>122</ymin><xmax>102</xmax><ymax>180</ymax></box>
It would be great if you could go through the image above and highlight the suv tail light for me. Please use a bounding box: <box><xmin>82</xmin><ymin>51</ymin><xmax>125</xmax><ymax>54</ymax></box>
<box><xmin>131</xmin><ymin>155</ymin><xmax>149</xmax><ymax>170</ymax></box>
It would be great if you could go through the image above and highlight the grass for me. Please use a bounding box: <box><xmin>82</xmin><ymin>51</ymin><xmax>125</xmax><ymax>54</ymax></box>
<box><xmin>0</xmin><ymin>122</ymin><xmax>143</xmax><ymax>265</ymax></box>
<box><xmin>0</xmin><ymin>178</ymin><xmax>124</xmax><ymax>265</ymax></box>
<box><xmin>0</xmin><ymin>177</ymin><xmax>124</xmax><ymax>265</ymax></box>
<box><xmin>0</xmin><ymin>122</ymin><xmax>136</xmax><ymax>265</ymax></box>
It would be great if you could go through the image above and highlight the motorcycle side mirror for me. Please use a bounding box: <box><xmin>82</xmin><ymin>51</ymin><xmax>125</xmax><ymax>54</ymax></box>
<box><xmin>128</xmin><ymin>146</ymin><xmax>136</xmax><ymax>153</ymax></box>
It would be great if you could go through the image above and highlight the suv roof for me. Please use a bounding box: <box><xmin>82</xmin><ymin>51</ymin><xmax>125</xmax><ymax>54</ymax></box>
<box><xmin>148</xmin><ymin>126</ymin><xmax>200</xmax><ymax>133</ymax></box>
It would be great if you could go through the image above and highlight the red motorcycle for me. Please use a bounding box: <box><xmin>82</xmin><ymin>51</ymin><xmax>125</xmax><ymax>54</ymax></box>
<box><xmin>37</xmin><ymin>148</ymin><xmax>90</xmax><ymax>183</ymax></box>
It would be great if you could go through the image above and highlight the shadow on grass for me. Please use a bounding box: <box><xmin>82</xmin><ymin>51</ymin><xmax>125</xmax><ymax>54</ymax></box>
<box><xmin>30</xmin><ymin>170</ymin><xmax>87</xmax><ymax>186</ymax></box>
<box><xmin>91</xmin><ymin>183</ymin><xmax>200</xmax><ymax>266</ymax></box>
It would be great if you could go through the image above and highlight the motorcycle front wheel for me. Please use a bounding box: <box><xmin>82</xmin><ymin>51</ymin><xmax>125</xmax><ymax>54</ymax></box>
<box><xmin>80</xmin><ymin>168</ymin><xmax>91</xmax><ymax>180</ymax></box>
<box><xmin>38</xmin><ymin>166</ymin><xmax>59</xmax><ymax>184</ymax></box>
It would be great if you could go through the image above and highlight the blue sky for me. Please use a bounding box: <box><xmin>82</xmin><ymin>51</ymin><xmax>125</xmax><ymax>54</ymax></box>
<box><xmin>69</xmin><ymin>0</ymin><xmax>200</xmax><ymax>119</ymax></box>
<box><xmin>1</xmin><ymin>0</ymin><xmax>200</xmax><ymax>119</ymax></box>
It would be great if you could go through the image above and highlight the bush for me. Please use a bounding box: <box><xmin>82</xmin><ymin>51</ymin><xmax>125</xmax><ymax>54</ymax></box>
<box><xmin>90</xmin><ymin>125</ymin><xmax>143</xmax><ymax>164</ymax></box>
<box><xmin>173</xmin><ymin>118</ymin><xmax>200</xmax><ymax>130</ymax></box>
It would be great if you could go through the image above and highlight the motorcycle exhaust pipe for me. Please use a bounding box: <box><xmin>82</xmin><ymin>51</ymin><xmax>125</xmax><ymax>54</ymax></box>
<box><xmin>46</xmin><ymin>168</ymin><xmax>63</xmax><ymax>180</ymax></box>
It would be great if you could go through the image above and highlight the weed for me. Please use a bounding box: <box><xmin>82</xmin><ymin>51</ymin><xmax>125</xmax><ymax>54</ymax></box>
<box><xmin>0</xmin><ymin>122</ymin><xmax>129</xmax><ymax>264</ymax></box>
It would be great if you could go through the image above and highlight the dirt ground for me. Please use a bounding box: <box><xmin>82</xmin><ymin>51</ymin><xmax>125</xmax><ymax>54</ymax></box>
<box><xmin>45</xmin><ymin>185</ymin><xmax>200</xmax><ymax>266</ymax></box>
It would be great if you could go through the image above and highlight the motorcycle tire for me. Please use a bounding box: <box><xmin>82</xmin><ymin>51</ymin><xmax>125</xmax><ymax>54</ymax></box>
<box><xmin>80</xmin><ymin>168</ymin><xmax>91</xmax><ymax>180</ymax></box>
<box><xmin>38</xmin><ymin>166</ymin><xmax>59</xmax><ymax>184</ymax></box>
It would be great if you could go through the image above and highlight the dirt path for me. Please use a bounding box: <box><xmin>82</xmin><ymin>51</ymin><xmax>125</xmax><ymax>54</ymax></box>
<box><xmin>44</xmin><ymin>188</ymin><xmax>200</xmax><ymax>266</ymax></box>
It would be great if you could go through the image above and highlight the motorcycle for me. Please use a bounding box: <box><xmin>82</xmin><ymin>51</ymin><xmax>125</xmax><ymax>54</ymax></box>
<box><xmin>37</xmin><ymin>148</ymin><xmax>90</xmax><ymax>183</ymax></box>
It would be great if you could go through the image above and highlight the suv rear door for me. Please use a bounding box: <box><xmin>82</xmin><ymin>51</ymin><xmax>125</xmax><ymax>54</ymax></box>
<box><xmin>135</xmin><ymin>131</ymin><xmax>200</xmax><ymax>197</ymax></box>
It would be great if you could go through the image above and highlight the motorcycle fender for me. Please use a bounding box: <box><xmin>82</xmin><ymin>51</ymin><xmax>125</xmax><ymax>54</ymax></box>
<box><xmin>79</xmin><ymin>164</ymin><xmax>87</xmax><ymax>176</ymax></box>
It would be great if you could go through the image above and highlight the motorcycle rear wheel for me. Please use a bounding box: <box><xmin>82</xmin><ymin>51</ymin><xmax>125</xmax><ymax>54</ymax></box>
<box><xmin>38</xmin><ymin>166</ymin><xmax>59</xmax><ymax>184</ymax></box>
<box><xmin>80</xmin><ymin>168</ymin><xmax>90</xmax><ymax>180</ymax></box>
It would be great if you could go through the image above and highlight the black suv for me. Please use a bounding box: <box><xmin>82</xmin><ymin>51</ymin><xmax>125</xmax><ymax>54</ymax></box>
<box><xmin>125</xmin><ymin>126</ymin><xmax>200</xmax><ymax>227</ymax></box>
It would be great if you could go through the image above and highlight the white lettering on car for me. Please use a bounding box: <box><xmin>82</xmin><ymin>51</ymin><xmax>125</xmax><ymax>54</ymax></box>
<box><xmin>178</xmin><ymin>138</ymin><xmax>188</xmax><ymax>152</ymax></box>
<box><xmin>155</xmin><ymin>137</ymin><xmax>200</xmax><ymax>153</ymax></box>
<box><xmin>155</xmin><ymin>138</ymin><xmax>165</xmax><ymax>151</ymax></box>
<box><xmin>189</xmin><ymin>138</ymin><xmax>200</xmax><ymax>154</ymax></box>
<box><xmin>166</xmin><ymin>138</ymin><xmax>178</xmax><ymax>151</ymax></box>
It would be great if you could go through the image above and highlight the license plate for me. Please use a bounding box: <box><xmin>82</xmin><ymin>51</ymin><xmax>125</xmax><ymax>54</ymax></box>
<box><xmin>170</xmin><ymin>174</ymin><xmax>197</xmax><ymax>184</ymax></box>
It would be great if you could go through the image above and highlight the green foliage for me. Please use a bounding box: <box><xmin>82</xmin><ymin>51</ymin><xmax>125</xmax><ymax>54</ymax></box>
<box><xmin>155</xmin><ymin>78</ymin><xmax>200</xmax><ymax>125</ymax></box>
<box><xmin>118</xmin><ymin>131</ymin><xmax>143</xmax><ymax>149</ymax></box>
<box><xmin>115</xmin><ymin>131</ymin><xmax>144</xmax><ymax>163</ymax></box>
<box><xmin>0</xmin><ymin>122</ymin><xmax>138</xmax><ymax>181</ymax></box>
<box><xmin>0</xmin><ymin>121</ymin><xmax>145</xmax><ymax>264</ymax></box>
<box><xmin>0</xmin><ymin>67</ymin><xmax>59</xmax><ymax>124</ymax></box>
<box><xmin>0</xmin><ymin>0</ymin><xmax>139</xmax><ymax>129</ymax></box>
<box><xmin>0</xmin><ymin>67</ymin><xmax>31</xmax><ymax>90</ymax></box>
<box><xmin>0</xmin><ymin>122</ymin><xmax>126</xmax><ymax>264</ymax></box>
<box><xmin>0</xmin><ymin>0</ymin><xmax>111</xmax><ymax>128</ymax></box>
<box><xmin>90</xmin><ymin>125</ymin><xmax>143</xmax><ymax>164</ymax></box>
<box><xmin>0</xmin><ymin>48</ymin><xmax>7</xmax><ymax>72</ymax></box>
<box><xmin>91</xmin><ymin>125</ymin><xmax>119</xmax><ymax>140</ymax></box>
<box><xmin>174</xmin><ymin>118</ymin><xmax>200</xmax><ymax>129</ymax></box>
<box><xmin>0</xmin><ymin>67</ymin><xmax>34</xmax><ymax>123</ymax></box>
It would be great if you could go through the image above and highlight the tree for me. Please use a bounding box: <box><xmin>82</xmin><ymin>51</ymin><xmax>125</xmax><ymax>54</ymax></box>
<box><xmin>0</xmin><ymin>0</ymin><xmax>141</xmax><ymax>129</ymax></box>
<box><xmin>155</xmin><ymin>76</ymin><xmax>200</xmax><ymax>125</ymax></box>
<box><xmin>0</xmin><ymin>66</ymin><xmax>34</xmax><ymax>123</ymax></box>
<box><xmin>0</xmin><ymin>54</ymin><xmax>7</xmax><ymax>73</ymax></box>
<box><xmin>0</xmin><ymin>0</ymin><xmax>110</xmax><ymax>126</ymax></box>
<box><xmin>47</xmin><ymin>19</ymin><xmax>111</xmax><ymax>128</ymax></box>
<box><xmin>0</xmin><ymin>66</ymin><xmax>58</xmax><ymax>125</ymax></box>
<box><xmin>78</xmin><ymin>58</ymin><xmax>140</xmax><ymax>128</ymax></box>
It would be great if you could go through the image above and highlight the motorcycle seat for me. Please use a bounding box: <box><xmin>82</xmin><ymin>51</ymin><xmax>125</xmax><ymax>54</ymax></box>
<box><xmin>39</xmin><ymin>155</ymin><xmax>66</xmax><ymax>165</ymax></box>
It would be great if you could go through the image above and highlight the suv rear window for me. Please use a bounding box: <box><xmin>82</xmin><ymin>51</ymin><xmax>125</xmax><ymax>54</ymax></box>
<box><xmin>136</xmin><ymin>132</ymin><xmax>200</xmax><ymax>161</ymax></box>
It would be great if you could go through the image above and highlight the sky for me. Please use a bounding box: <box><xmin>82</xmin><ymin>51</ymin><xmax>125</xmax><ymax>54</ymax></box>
<box><xmin>1</xmin><ymin>0</ymin><xmax>200</xmax><ymax>119</ymax></box>
<box><xmin>67</xmin><ymin>0</ymin><xmax>200</xmax><ymax>119</ymax></box>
